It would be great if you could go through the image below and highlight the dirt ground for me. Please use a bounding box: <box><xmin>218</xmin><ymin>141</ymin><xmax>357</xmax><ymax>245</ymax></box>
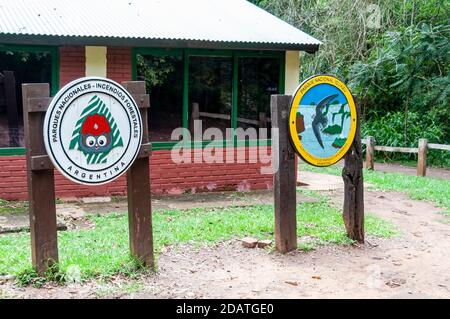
<box><xmin>366</xmin><ymin>162</ymin><xmax>450</xmax><ymax>180</ymax></box>
<box><xmin>1</xmin><ymin>172</ymin><xmax>449</xmax><ymax>299</ymax></box>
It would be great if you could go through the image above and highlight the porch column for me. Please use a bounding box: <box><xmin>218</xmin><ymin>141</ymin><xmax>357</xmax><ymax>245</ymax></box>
<box><xmin>85</xmin><ymin>46</ymin><xmax>107</xmax><ymax>77</ymax></box>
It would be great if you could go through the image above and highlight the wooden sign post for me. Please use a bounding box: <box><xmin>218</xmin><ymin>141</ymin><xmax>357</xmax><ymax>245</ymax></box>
<box><xmin>271</xmin><ymin>95</ymin><xmax>297</xmax><ymax>253</ymax></box>
<box><xmin>23</xmin><ymin>80</ymin><xmax>153</xmax><ymax>274</ymax></box>
<box><xmin>272</xmin><ymin>79</ymin><xmax>365</xmax><ymax>253</ymax></box>
<box><xmin>342</xmin><ymin>96</ymin><xmax>364</xmax><ymax>243</ymax></box>
<box><xmin>22</xmin><ymin>83</ymin><xmax>58</xmax><ymax>275</ymax></box>
<box><xmin>122</xmin><ymin>81</ymin><xmax>154</xmax><ymax>267</ymax></box>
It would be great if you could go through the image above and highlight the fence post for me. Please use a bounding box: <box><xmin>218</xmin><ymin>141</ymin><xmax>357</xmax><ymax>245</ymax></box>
<box><xmin>271</xmin><ymin>95</ymin><xmax>297</xmax><ymax>253</ymax></box>
<box><xmin>22</xmin><ymin>83</ymin><xmax>58</xmax><ymax>275</ymax></box>
<box><xmin>122</xmin><ymin>81</ymin><xmax>154</xmax><ymax>268</ymax></box>
<box><xmin>366</xmin><ymin>136</ymin><xmax>375</xmax><ymax>170</ymax></box>
<box><xmin>417</xmin><ymin>138</ymin><xmax>428</xmax><ymax>177</ymax></box>
<box><xmin>191</xmin><ymin>102</ymin><xmax>201</xmax><ymax>140</ymax></box>
<box><xmin>259</xmin><ymin>112</ymin><xmax>267</xmax><ymax>128</ymax></box>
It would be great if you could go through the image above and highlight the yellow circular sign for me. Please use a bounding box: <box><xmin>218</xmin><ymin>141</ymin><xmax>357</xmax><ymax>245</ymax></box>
<box><xmin>289</xmin><ymin>75</ymin><xmax>357</xmax><ymax>167</ymax></box>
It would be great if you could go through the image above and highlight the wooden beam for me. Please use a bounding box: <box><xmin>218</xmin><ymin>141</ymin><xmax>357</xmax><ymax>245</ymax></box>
<box><xmin>133</xmin><ymin>94</ymin><xmax>150</xmax><ymax>109</ymax></box>
<box><xmin>271</xmin><ymin>94</ymin><xmax>297</xmax><ymax>253</ymax></box>
<box><xmin>365</xmin><ymin>136</ymin><xmax>375</xmax><ymax>170</ymax></box>
<box><xmin>22</xmin><ymin>83</ymin><xmax>58</xmax><ymax>275</ymax></box>
<box><xmin>30</xmin><ymin>155</ymin><xmax>53</xmax><ymax>171</ymax></box>
<box><xmin>374</xmin><ymin>145</ymin><xmax>418</xmax><ymax>153</ymax></box>
<box><xmin>199</xmin><ymin>111</ymin><xmax>229</xmax><ymax>121</ymax></box>
<box><xmin>197</xmin><ymin>110</ymin><xmax>270</xmax><ymax>126</ymax></box>
<box><xmin>259</xmin><ymin>112</ymin><xmax>267</xmax><ymax>128</ymax></box>
<box><xmin>191</xmin><ymin>103</ymin><xmax>201</xmax><ymax>140</ymax></box>
<box><xmin>342</xmin><ymin>96</ymin><xmax>364</xmax><ymax>243</ymax></box>
<box><xmin>428</xmin><ymin>143</ymin><xmax>450</xmax><ymax>151</ymax></box>
<box><xmin>417</xmin><ymin>138</ymin><xmax>428</xmax><ymax>177</ymax></box>
<box><xmin>122</xmin><ymin>81</ymin><xmax>154</xmax><ymax>268</ymax></box>
<box><xmin>137</xmin><ymin>143</ymin><xmax>152</xmax><ymax>159</ymax></box>
<box><xmin>27</xmin><ymin>97</ymin><xmax>53</xmax><ymax>113</ymax></box>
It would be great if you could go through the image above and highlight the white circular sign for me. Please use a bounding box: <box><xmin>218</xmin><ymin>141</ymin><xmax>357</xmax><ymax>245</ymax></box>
<box><xmin>43</xmin><ymin>77</ymin><xmax>143</xmax><ymax>185</ymax></box>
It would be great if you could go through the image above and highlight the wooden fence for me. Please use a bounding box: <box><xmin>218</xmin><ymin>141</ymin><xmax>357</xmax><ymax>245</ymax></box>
<box><xmin>363</xmin><ymin>136</ymin><xmax>450</xmax><ymax>177</ymax></box>
<box><xmin>191</xmin><ymin>102</ymin><xmax>271</xmax><ymax>132</ymax></box>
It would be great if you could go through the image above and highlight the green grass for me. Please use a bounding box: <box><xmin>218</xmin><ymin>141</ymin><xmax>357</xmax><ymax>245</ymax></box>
<box><xmin>0</xmin><ymin>192</ymin><xmax>396</xmax><ymax>284</ymax></box>
<box><xmin>0</xmin><ymin>199</ymin><xmax>28</xmax><ymax>215</ymax></box>
<box><xmin>299</xmin><ymin>162</ymin><xmax>450</xmax><ymax>214</ymax></box>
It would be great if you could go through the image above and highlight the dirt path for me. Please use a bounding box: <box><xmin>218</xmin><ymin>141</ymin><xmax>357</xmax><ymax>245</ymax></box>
<box><xmin>133</xmin><ymin>189</ymin><xmax>450</xmax><ymax>299</ymax></box>
<box><xmin>1</xmin><ymin>173</ymin><xmax>449</xmax><ymax>299</ymax></box>
<box><xmin>368</xmin><ymin>162</ymin><xmax>450</xmax><ymax>179</ymax></box>
<box><xmin>329</xmin><ymin>159</ymin><xmax>450</xmax><ymax>179</ymax></box>
<box><xmin>351</xmin><ymin>161</ymin><xmax>450</xmax><ymax>179</ymax></box>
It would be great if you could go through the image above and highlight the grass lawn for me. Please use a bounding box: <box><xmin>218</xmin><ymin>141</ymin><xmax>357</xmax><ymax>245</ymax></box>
<box><xmin>299</xmin><ymin>162</ymin><xmax>450</xmax><ymax>215</ymax></box>
<box><xmin>0</xmin><ymin>190</ymin><xmax>396</xmax><ymax>285</ymax></box>
<box><xmin>0</xmin><ymin>199</ymin><xmax>28</xmax><ymax>215</ymax></box>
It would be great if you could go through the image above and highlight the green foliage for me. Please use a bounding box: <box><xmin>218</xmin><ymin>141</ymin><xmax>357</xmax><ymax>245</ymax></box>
<box><xmin>349</xmin><ymin>24</ymin><xmax>449</xmax><ymax>117</ymax></box>
<box><xmin>136</xmin><ymin>54</ymin><xmax>177</xmax><ymax>89</ymax></box>
<box><xmin>362</xmin><ymin>111</ymin><xmax>450</xmax><ymax>166</ymax></box>
<box><xmin>251</xmin><ymin>0</ymin><xmax>449</xmax><ymax>166</ymax></box>
<box><xmin>252</xmin><ymin>0</ymin><xmax>449</xmax><ymax>78</ymax></box>
<box><xmin>350</xmin><ymin>23</ymin><xmax>450</xmax><ymax>165</ymax></box>
<box><xmin>15</xmin><ymin>264</ymin><xmax>64</xmax><ymax>287</ymax></box>
<box><xmin>4</xmin><ymin>51</ymin><xmax>51</xmax><ymax>63</ymax></box>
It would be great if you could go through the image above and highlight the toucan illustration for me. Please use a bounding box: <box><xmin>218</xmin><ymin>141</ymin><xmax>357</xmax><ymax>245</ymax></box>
<box><xmin>312</xmin><ymin>94</ymin><xmax>338</xmax><ymax>148</ymax></box>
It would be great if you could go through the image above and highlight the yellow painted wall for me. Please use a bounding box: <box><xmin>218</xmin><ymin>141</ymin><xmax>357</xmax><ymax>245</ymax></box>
<box><xmin>85</xmin><ymin>46</ymin><xmax>107</xmax><ymax>77</ymax></box>
<box><xmin>284</xmin><ymin>51</ymin><xmax>300</xmax><ymax>95</ymax></box>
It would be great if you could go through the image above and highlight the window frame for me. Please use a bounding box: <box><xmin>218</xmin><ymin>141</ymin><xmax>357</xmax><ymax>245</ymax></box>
<box><xmin>132</xmin><ymin>48</ymin><xmax>285</xmax><ymax>150</ymax></box>
<box><xmin>0</xmin><ymin>47</ymin><xmax>285</xmax><ymax>155</ymax></box>
<box><xmin>0</xmin><ymin>44</ymin><xmax>59</xmax><ymax>154</ymax></box>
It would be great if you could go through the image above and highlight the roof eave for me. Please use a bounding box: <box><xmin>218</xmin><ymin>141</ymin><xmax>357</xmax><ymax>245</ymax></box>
<box><xmin>0</xmin><ymin>34</ymin><xmax>320</xmax><ymax>52</ymax></box>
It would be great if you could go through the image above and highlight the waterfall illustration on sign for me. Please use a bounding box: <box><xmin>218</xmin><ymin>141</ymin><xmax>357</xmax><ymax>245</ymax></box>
<box><xmin>297</xmin><ymin>83</ymin><xmax>351</xmax><ymax>158</ymax></box>
<box><xmin>68</xmin><ymin>95</ymin><xmax>124</xmax><ymax>165</ymax></box>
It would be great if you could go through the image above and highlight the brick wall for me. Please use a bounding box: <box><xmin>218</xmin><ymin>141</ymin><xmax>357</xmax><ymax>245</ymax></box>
<box><xmin>59</xmin><ymin>46</ymin><xmax>85</xmax><ymax>87</ymax></box>
<box><xmin>0</xmin><ymin>47</ymin><xmax>274</xmax><ymax>201</ymax></box>
<box><xmin>107</xmin><ymin>47</ymin><xmax>132</xmax><ymax>83</ymax></box>
<box><xmin>59</xmin><ymin>46</ymin><xmax>132</xmax><ymax>87</ymax></box>
<box><xmin>0</xmin><ymin>147</ymin><xmax>273</xmax><ymax>201</ymax></box>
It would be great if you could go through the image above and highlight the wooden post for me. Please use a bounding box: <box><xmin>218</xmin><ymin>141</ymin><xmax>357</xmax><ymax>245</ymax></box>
<box><xmin>22</xmin><ymin>83</ymin><xmax>58</xmax><ymax>275</ymax></box>
<box><xmin>295</xmin><ymin>155</ymin><xmax>300</xmax><ymax>186</ymax></box>
<box><xmin>365</xmin><ymin>136</ymin><xmax>375</xmax><ymax>170</ymax></box>
<box><xmin>191</xmin><ymin>102</ymin><xmax>201</xmax><ymax>140</ymax></box>
<box><xmin>122</xmin><ymin>81</ymin><xmax>154</xmax><ymax>268</ymax></box>
<box><xmin>259</xmin><ymin>112</ymin><xmax>267</xmax><ymax>129</ymax></box>
<box><xmin>271</xmin><ymin>95</ymin><xmax>297</xmax><ymax>253</ymax></box>
<box><xmin>342</xmin><ymin>96</ymin><xmax>364</xmax><ymax>243</ymax></box>
<box><xmin>4</xmin><ymin>71</ymin><xmax>19</xmax><ymax>147</ymax></box>
<box><xmin>417</xmin><ymin>138</ymin><xmax>428</xmax><ymax>177</ymax></box>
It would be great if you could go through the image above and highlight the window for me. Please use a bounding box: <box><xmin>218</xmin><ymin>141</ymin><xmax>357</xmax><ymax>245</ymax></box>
<box><xmin>0</xmin><ymin>48</ymin><xmax>55</xmax><ymax>147</ymax></box>
<box><xmin>237</xmin><ymin>57</ymin><xmax>280</xmax><ymax>139</ymax></box>
<box><xmin>132</xmin><ymin>49</ymin><xmax>284</xmax><ymax>147</ymax></box>
<box><xmin>136</xmin><ymin>53</ymin><xmax>183</xmax><ymax>141</ymax></box>
<box><xmin>188</xmin><ymin>56</ymin><xmax>232</xmax><ymax>139</ymax></box>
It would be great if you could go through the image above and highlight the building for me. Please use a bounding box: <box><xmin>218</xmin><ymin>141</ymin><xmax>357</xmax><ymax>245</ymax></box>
<box><xmin>0</xmin><ymin>0</ymin><xmax>320</xmax><ymax>200</ymax></box>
